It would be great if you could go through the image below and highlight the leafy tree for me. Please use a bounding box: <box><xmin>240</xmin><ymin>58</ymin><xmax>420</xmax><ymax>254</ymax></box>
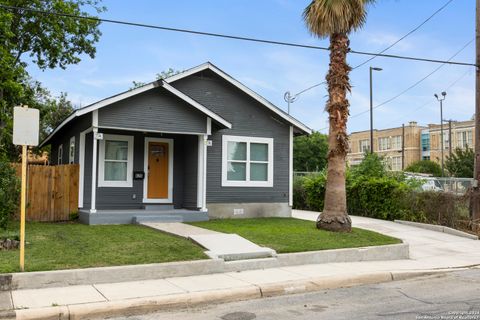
<box><xmin>131</xmin><ymin>68</ymin><xmax>183</xmax><ymax>89</ymax></box>
<box><xmin>350</xmin><ymin>152</ymin><xmax>387</xmax><ymax>179</ymax></box>
<box><xmin>293</xmin><ymin>131</ymin><xmax>328</xmax><ymax>172</ymax></box>
<box><xmin>445</xmin><ymin>147</ymin><xmax>474</xmax><ymax>178</ymax></box>
<box><xmin>303</xmin><ymin>0</ymin><xmax>375</xmax><ymax>232</ymax></box>
<box><xmin>0</xmin><ymin>0</ymin><xmax>104</xmax><ymax>159</ymax></box>
<box><xmin>405</xmin><ymin>160</ymin><xmax>442</xmax><ymax>177</ymax></box>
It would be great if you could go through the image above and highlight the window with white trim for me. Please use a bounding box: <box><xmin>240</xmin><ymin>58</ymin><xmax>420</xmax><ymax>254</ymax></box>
<box><xmin>57</xmin><ymin>144</ymin><xmax>63</xmax><ymax>165</ymax></box>
<box><xmin>359</xmin><ymin>139</ymin><xmax>370</xmax><ymax>153</ymax></box>
<box><xmin>222</xmin><ymin>135</ymin><xmax>273</xmax><ymax>187</ymax></box>
<box><xmin>378</xmin><ymin>137</ymin><xmax>390</xmax><ymax>151</ymax></box>
<box><xmin>391</xmin><ymin>135</ymin><xmax>402</xmax><ymax>150</ymax></box>
<box><xmin>69</xmin><ymin>136</ymin><xmax>75</xmax><ymax>164</ymax></box>
<box><xmin>98</xmin><ymin>134</ymin><xmax>134</xmax><ymax>187</ymax></box>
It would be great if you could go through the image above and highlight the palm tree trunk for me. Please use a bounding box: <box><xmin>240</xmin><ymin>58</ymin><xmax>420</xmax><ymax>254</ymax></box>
<box><xmin>316</xmin><ymin>32</ymin><xmax>352</xmax><ymax>232</ymax></box>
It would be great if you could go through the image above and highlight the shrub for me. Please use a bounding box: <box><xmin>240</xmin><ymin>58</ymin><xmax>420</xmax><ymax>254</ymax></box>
<box><xmin>293</xmin><ymin>175</ymin><xmax>309</xmax><ymax>210</ymax></box>
<box><xmin>0</xmin><ymin>158</ymin><xmax>20</xmax><ymax>230</ymax></box>
<box><xmin>303</xmin><ymin>172</ymin><xmax>327</xmax><ymax>212</ymax></box>
<box><xmin>405</xmin><ymin>160</ymin><xmax>442</xmax><ymax>177</ymax></box>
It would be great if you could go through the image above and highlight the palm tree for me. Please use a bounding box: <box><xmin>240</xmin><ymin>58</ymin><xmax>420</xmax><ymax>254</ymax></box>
<box><xmin>303</xmin><ymin>0</ymin><xmax>374</xmax><ymax>232</ymax></box>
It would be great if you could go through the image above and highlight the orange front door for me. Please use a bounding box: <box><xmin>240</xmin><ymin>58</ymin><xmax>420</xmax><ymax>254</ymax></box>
<box><xmin>147</xmin><ymin>142</ymin><xmax>169</xmax><ymax>199</ymax></box>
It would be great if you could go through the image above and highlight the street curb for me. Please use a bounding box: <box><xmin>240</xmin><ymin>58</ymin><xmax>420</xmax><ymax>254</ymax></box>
<box><xmin>394</xmin><ymin>220</ymin><xmax>479</xmax><ymax>240</ymax></box>
<box><xmin>4</xmin><ymin>243</ymin><xmax>409</xmax><ymax>291</ymax></box>
<box><xmin>12</xmin><ymin>269</ymin><xmax>457</xmax><ymax>320</ymax></box>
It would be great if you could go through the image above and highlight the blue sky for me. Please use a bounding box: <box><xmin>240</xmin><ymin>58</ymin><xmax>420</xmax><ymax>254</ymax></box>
<box><xmin>26</xmin><ymin>0</ymin><xmax>476</xmax><ymax>133</ymax></box>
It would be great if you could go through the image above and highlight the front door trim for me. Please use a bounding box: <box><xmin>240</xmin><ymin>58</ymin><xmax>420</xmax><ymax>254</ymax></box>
<box><xmin>143</xmin><ymin>137</ymin><xmax>174</xmax><ymax>203</ymax></box>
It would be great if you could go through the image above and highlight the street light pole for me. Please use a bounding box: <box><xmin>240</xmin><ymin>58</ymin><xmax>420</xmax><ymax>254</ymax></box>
<box><xmin>435</xmin><ymin>92</ymin><xmax>447</xmax><ymax>177</ymax></box>
<box><xmin>369</xmin><ymin>66</ymin><xmax>383</xmax><ymax>153</ymax></box>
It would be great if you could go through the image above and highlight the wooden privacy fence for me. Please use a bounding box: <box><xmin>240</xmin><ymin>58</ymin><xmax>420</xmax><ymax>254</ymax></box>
<box><xmin>12</xmin><ymin>164</ymin><xmax>79</xmax><ymax>222</ymax></box>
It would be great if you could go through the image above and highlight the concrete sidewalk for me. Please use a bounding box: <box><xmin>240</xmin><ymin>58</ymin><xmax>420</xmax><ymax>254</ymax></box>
<box><xmin>5</xmin><ymin>212</ymin><xmax>480</xmax><ymax>320</ymax></box>
<box><xmin>141</xmin><ymin>222</ymin><xmax>276</xmax><ymax>260</ymax></box>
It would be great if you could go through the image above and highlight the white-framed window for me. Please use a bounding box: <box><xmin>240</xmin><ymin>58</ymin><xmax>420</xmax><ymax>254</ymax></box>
<box><xmin>222</xmin><ymin>135</ymin><xmax>273</xmax><ymax>187</ymax></box>
<box><xmin>391</xmin><ymin>156</ymin><xmax>402</xmax><ymax>171</ymax></box>
<box><xmin>69</xmin><ymin>136</ymin><xmax>75</xmax><ymax>164</ymax></box>
<box><xmin>391</xmin><ymin>135</ymin><xmax>402</xmax><ymax>150</ymax></box>
<box><xmin>57</xmin><ymin>144</ymin><xmax>63</xmax><ymax>165</ymax></box>
<box><xmin>359</xmin><ymin>139</ymin><xmax>370</xmax><ymax>153</ymax></box>
<box><xmin>456</xmin><ymin>130</ymin><xmax>473</xmax><ymax>149</ymax></box>
<box><xmin>378</xmin><ymin>137</ymin><xmax>390</xmax><ymax>151</ymax></box>
<box><xmin>98</xmin><ymin>134</ymin><xmax>134</xmax><ymax>187</ymax></box>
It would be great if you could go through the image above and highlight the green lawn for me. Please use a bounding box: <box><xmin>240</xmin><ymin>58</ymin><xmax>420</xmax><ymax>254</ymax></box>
<box><xmin>0</xmin><ymin>222</ymin><xmax>207</xmax><ymax>273</ymax></box>
<box><xmin>190</xmin><ymin>218</ymin><xmax>401</xmax><ymax>253</ymax></box>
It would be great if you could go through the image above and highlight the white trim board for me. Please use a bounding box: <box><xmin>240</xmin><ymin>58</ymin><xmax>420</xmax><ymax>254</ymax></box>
<box><xmin>221</xmin><ymin>135</ymin><xmax>274</xmax><ymax>188</ymax></box>
<box><xmin>143</xmin><ymin>137</ymin><xmax>174</xmax><ymax>204</ymax></box>
<box><xmin>98</xmin><ymin>134</ymin><xmax>135</xmax><ymax>188</ymax></box>
<box><xmin>164</xmin><ymin>62</ymin><xmax>312</xmax><ymax>135</ymax></box>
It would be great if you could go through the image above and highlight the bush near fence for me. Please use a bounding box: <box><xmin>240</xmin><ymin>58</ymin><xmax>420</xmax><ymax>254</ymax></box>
<box><xmin>293</xmin><ymin>153</ymin><xmax>475</xmax><ymax>233</ymax></box>
<box><xmin>11</xmin><ymin>164</ymin><xmax>79</xmax><ymax>222</ymax></box>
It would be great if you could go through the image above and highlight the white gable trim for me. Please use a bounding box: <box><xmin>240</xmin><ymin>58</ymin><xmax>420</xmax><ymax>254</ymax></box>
<box><xmin>160</xmin><ymin>81</ymin><xmax>232</xmax><ymax>129</ymax></box>
<box><xmin>40</xmin><ymin>78</ymin><xmax>233</xmax><ymax>147</ymax></box>
<box><xmin>164</xmin><ymin>63</ymin><xmax>312</xmax><ymax>134</ymax></box>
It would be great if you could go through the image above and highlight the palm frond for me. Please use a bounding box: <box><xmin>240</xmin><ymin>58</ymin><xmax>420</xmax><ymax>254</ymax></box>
<box><xmin>303</xmin><ymin>0</ymin><xmax>375</xmax><ymax>38</ymax></box>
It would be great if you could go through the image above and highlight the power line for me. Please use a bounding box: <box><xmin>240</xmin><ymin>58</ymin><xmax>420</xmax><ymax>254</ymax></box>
<box><xmin>382</xmin><ymin>68</ymin><xmax>472</xmax><ymax>127</ymax></box>
<box><xmin>285</xmin><ymin>0</ymin><xmax>457</xmax><ymax>102</ymax></box>
<box><xmin>352</xmin><ymin>0</ymin><xmax>456</xmax><ymax>69</ymax></box>
<box><xmin>350</xmin><ymin>38</ymin><xmax>474</xmax><ymax>119</ymax></box>
<box><xmin>0</xmin><ymin>3</ymin><xmax>476</xmax><ymax>67</ymax></box>
<box><xmin>317</xmin><ymin>39</ymin><xmax>474</xmax><ymax>132</ymax></box>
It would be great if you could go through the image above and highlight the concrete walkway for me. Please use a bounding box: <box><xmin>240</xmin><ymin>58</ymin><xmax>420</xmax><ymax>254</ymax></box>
<box><xmin>4</xmin><ymin>212</ymin><xmax>480</xmax><ymax>319</ymax></box>
<box><xmin>293</xmin><ymin>210</ymin><xmax>480</xmax><ymax>269</ymax></box>
<box><xmin>141</xmin><ymin>222</ymin><xmax>276</xmax><ymax>261</ymax></box>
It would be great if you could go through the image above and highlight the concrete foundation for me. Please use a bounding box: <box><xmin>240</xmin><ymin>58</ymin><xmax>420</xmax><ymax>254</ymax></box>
<box><xmin>207</xmin><ymin>203</ymin><xmax>291</xmax><ymax>219</ymax></box>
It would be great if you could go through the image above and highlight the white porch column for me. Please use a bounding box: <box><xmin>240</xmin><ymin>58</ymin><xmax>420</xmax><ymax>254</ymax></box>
<box><xmin>197</xmin><ymin>134</ymin><xmax>208</xmax><ymax>211</ymax></box>
<box><xmin>90</xmin><ymin>111</ymin><xmax>99</xmax><ymax>213</ymax></box>
<box><xmin>289</xmin><ymin>126</ymin><xmax>293</xmax><ymax>207</ymax></box>
<box><xmin>197</xmin><ymin>134</ymin><xmax>204</xmax><ymax>209</ymax></box>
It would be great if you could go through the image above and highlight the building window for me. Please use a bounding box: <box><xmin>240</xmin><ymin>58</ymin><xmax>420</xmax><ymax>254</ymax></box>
<box><xmin>456</xmin><ymin>130</ymin><xmax>473</xmax><ymax>149</ymax></box>
<box><xmin>98</xmin><ymin>134</ymin><xmax>134</xmax><ymax>187</ymax></box>
<box><xmin>359</xmin><ymin>139</ymin><xmax>370</xmax><ymax>153</ymax></box>
<box><xmin>378</xmin><ymin>137</ymin><xmax>390</xmax><ymax>151</ymax></box>
<box><xmin>387</xmin><ymin>156</ymin><xmax>402</xmax><ymax>171</ymax></box>
<box><xmin>222</xmin><ymin>135</ymin><xmax>273</xmax><ymax>187</ymax></box>
<box><xmin>442</xmin><ymin>132</ymin><xmax>450</xmax><ymax>149</ymax></box>
<box><xmin>391</xmin><ymin>136</ymin><xmax>402</xmax><ymax>150</ymax></box>
<box><xmin>422</xmin><ymin>156</ymin><xmax>430</xmax><ymax>161</ymax></box>
<box><xmin>57</xmin><ymin>144</ymin><xmax>63</xmax><ymax>165</ymax></box>
<box><xmin>69</xmin><ymin>136</ymin><xmax>75</xmax><ymax>164</ymax></box>
<box><xmin>421</xmin><ymin>133</ymin><xmax>430</xmax><ymax>151</ymax></box>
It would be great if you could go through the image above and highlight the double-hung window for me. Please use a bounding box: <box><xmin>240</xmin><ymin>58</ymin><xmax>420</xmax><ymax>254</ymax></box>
<box><xmin>69</xmin><ymin>136</ymin><xmax>75</xmax><ymax>164</ymax></box>
<box><xmin>222</xmin><ymin>135</ymin><xmax>273</xmax><ymax>187</ymax></box>
<box><xmin>57</xmin><ymin>144</ymin><xmax>63</xmax><ymax>164</ymax></box>
<box><xmin>98</xmin><ymin>134</ymin><xmax>134</xmax><ymax>187</ymax></box>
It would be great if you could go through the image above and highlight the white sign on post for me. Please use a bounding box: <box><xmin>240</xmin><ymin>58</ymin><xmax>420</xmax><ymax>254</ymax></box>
<box><xmin>13</xmin><ymin>107</ymin><xmax>40</xmax><ymax>146</ymax></box>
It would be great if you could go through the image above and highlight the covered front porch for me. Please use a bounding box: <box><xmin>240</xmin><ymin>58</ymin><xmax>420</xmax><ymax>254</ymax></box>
<box><xmin>79</xmin><ymin>127</ymin><xmax>210</xmax><ymax>225</ymax></box>
<box><xmin>79</xmin><ymin>206</ymin><xmax>209</xmax><ymax>225</ymax></box>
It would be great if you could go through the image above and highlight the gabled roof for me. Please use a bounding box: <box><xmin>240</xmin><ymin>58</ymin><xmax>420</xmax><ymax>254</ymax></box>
<box><xmin>164</xmin><ymin>62</ymin><xmax>312</xmax><ymax>134</ymax></box>
<box><xmin>40</xmin><ymin>79</ymin><xmax>232</xmax><ymax>147</ymax></box>
<box><xmin>40</xmin><ymin>62</ymin><xmax>311</xmax><ymax>147</ymax></box>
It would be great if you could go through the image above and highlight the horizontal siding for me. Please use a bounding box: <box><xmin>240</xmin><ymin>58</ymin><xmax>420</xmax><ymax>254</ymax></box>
<box><xmin>98</xmin><ymin>87</ymin><xmax>207</xmax><ymax>134</ymax></box>
<box><xmin>82</xmin><ymin>129</ymin><xmax>198</xmax><ymax>210</ymax></box>
<box><xmin>50</xmin><ymin>113</ymin><xmax>91</xmax><ymax>165</ymax></box>
<box><xmin>172</xmin><ymin>71</ymin><xmax>290</xmax><ymax>204</ymax></box>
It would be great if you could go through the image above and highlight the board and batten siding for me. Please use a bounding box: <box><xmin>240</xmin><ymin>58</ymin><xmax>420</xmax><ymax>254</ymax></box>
<box><xmin>81</xmin><ymin>130</ymin><xmax>198</xmax><ymax>209</ymax></box>
<box><xmin>171</xmin><ymin>71</ymin><xmax>290</xmax><ymax>204</ymax></box>
<box><xmin>50</xmin><ymin>113</ymin><xmax>92</xmax><ymax>165</ymax></box>
<box><xmin>97</xmin><ymin>87</ymin><xmax>207</xmax><ymax>134</ymax></box>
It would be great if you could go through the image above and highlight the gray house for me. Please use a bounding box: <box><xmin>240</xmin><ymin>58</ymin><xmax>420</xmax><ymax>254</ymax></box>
<box><xmin>41</xmin><ymin>62</ymin><xmax>311</xmax><ymax>224</ymax></box>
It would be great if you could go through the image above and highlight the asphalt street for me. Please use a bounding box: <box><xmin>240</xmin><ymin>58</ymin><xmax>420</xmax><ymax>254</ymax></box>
<box><xmin>110</xmin><ymin>268</ymin><xmax>480</xmax><ymax>320</ymax></box>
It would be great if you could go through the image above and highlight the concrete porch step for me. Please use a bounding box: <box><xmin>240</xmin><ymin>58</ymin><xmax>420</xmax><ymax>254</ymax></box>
<box><xmin>134</xmin><ymin>215</ymin><xmax>183</xmax><ymax>224</ymax></box>
<box><xmin>141</xmin><ymin>204</ymin><xmax>174</xmax><ymax>211</ymax></box>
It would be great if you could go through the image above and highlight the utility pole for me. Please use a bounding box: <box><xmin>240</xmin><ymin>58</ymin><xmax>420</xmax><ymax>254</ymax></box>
<box><xmin>402</xmin><ymin>124</ymin><xmax>405</xmax><ymax>170</ymax></box>
<box><xmin>369</xmin><ymin>66</ymin><xmax>383</xmax><ymax>153</ymax></box>
<box><xmin>473</xmin><ymin>0</ymin><xmax>480</xmax><ymax>221</ymax></box>
<box><xmin>435</xmin><ymin>92</ymin><xmax>447</xmax><ymax>177</ymax></box>
<box><xmin>448</xmin><ymin>120</ymin><xmax>452</xmax><ymax>157</ymax></box>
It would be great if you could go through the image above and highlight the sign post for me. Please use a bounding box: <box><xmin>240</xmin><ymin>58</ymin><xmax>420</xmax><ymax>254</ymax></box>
<box><xmin>13</xmin><ymin>105</ymin><xmax>39</xmax><ymax>272</ymax></box>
